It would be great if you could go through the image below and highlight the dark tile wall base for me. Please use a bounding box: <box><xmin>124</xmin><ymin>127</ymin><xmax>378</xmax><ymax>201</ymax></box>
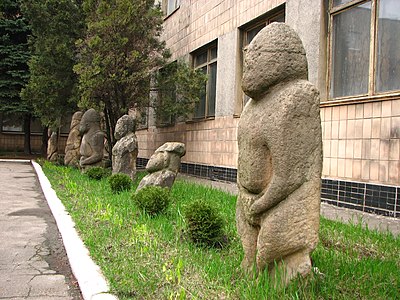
<box><xmin>136</xmin><ymin>157</ymin><xmax>237</xmax><ymax>182</ymax></box>
<box><xmin>322</xmin><ymin>178</ymin><xmax>399</xmax><ymax>219</ymax></box>
<box><xmin>137</xmin><ymin>157</ymin><xmax>399</xmax><ymax>218</ymax></box>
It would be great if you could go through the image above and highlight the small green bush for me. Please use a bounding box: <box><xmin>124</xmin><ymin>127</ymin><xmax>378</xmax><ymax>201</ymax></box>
<box><xmin>184</xmin><ymin>199</ymin><xmax>225</xmax><ymax>247</ymax></box>
<box><xmin>132</xmin><ymin>186</ymin><xmax>171</xmax><ymax>216</ymax></box>
<box><xmin>108</xmin><ymin>173</ymin><xmax>132</xmax><ymax>193</ymax></box>
<box><xmin>85</xmin><ymin>167</ymin><xmax>111</xmax><ymax>180</ymax></box>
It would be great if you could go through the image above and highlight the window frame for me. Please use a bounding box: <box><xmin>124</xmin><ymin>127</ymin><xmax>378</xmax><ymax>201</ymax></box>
<box><xmin>162</xmin><ymin>0</ymin><xmax>180</xmax><ymax>17</ymax></box>
<box><xmin>327</xmin><ymin>0</ymin><xmax>400</xmax><ymax>102</ymax></box>
<box><xmin>192</xmin><ymin>41</ymin><xmax>218</xmax><ymax>120</ymax></box>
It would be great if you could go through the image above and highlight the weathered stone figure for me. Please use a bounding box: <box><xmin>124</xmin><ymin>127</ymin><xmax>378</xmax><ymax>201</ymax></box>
<box><xmin>112</xmin><ymin>114</ymin><xmax>138</xmax><ymax>180</ymax></box>
<box><xmin>236</xmin><ymin>23</ymin><xmax>322</xmax><ymax>284</ymax></box>
<box><xmin>64</xmin><ymin>111</ymin><xmax>83</xmax><ymax>167</ymax></box>
<box><xmin>137</xmin><ymin>142</ymin><xmax>185</xmax><ymax>191</ymax></box>
<box><xmin>47</xmin><ymin>130</ymin><xmax>58</xmax><ymax>162</ymax></box>
<box><xmin>79</xmin><ymin>108</ymin><xmax>105</xmax><ymax>168</ymax></box>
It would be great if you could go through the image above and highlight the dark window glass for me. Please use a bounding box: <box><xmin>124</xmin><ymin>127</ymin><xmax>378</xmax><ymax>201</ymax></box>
<box><xmin>330</xmin><ymin>2</ymin><xmax>371</xmax><ymax>98</ymax></box>
<box><xmin>193</xmin><ymin>43</ymin><xmax>217</xmax><ymax>119</ymax></box>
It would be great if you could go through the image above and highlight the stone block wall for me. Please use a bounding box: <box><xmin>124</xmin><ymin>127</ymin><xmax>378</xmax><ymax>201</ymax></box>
<box><xmin>321</xmin><ymin>99</ymin><xmax>400</xmax><ymax>185</ymax></box>
<box><xmin>163</xmin><ymin>0</ymin><xmax>286</xmax><ymax>61</ymax></box>
<box><xmin>136</xmin><ymin>116</ymin><xmax>239</xmax><ymax>168</ymax></box>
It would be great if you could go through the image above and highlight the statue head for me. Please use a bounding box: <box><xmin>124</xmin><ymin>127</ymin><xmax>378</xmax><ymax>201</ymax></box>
<box><xmin>79</xmin><ymin>108</ymin><xmax>101</xmax><ymax>135</ymax></box>
<box><xmin>114</xmin><ymin>114</ymin><xmax>136</xmax><ymax>140</ymax></box>
<box><xmin>146</xmin><ymin>142</ymin><xmax>186</xmax><ymax>173</ymax></box>
<box><xmin>70</xmin><ymin>111</ymin><xmax>83</xmax><ymax>129</ymax></box>
<box><xmin>242</xmin><ymin>23</ymin><xmax>308</xmax><ymax>99</ymax></box>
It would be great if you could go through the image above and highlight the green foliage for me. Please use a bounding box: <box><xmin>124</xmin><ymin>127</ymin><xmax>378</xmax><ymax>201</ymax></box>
<box><xmin>20</xmin><ymin>0</ymin><xmax>84</xmax><ymax>129</ymax></box>
<box><xmin>85</xmin><ymin>166</ymin><xmax>111</xmax><ymax>180</ymax></box>
<box><xmin>74</xmin><ymin>0</ymin><xmax>170</xmax><ymax>147</ymax></box>
<box><xmin>0</xmin><ymin>0</ymin><xmax>31</xmax><ymax>114</ymax></box>
<box><xmin>108</xmin><ymin>173</ymin><xmax>132</xmax><ymax>194</ymax></box>
<box><xmin>155</xmin><ymin>60</ymin><xmax>207</xmax><ymax>126</ymax></box>
<box><xmin>132</xmin><ymin>186</ymin><xmax>171</xmax><ymax>216</ymax></box>
<box><xmin>0</xmin><ymin>0</ymin><xmax>33</xmax><ymax>153</ymax></box>
<box><xmin>183</xmin><ymin>199</ymin><xmax>225</xmax><ymax>247</ymax></box>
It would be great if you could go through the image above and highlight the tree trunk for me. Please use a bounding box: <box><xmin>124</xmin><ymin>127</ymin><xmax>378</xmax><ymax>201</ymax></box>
<box><xmin>23</xmin><ymin>113</ymin><xmax>31</xmax><ymax>155</ymax></box>
<box><xmin>103</xmin><ymin>106</ymin><xmax>113</xmax><ymax>163</ymax></box>
<box><xmin>41</xmin><ymin>126</ymin><xmax>48</xmax><ymax>156</ymax></box>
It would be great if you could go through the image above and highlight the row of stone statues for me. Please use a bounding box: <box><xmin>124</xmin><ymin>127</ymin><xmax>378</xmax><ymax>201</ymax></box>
<box><xmin>60</xmin><ymin>108</ymin><xmax>185</xmax><ymax>190</ymax></box>
<box><xmin>49</xmin><ymin>22</ymin><xmax>322</xmax><ymax>286</ymax></box>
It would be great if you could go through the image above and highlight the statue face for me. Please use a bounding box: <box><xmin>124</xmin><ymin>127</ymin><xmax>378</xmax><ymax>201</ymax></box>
<box><xmin>79</xmin><ymin>119</ymin><xmax>91</xmax><ymax>135</ymax></box>
<box><xmin>146</xmin><ymin>151</ymin><xmax>168</xmax><ymax>172</ymax></box>
<box><xmin>114</xmin><ymin>118</ymin><xmax>127</xmax><ymax>140</ymax></box>
<box><xmin>242</xmin><ymin>23</ymin><xmax>307</xmax><ymax>99</ymax></box>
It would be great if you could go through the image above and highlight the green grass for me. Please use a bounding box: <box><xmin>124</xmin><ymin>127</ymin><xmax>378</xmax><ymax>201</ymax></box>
<box><xmin>41</xmin><ymin>161</ymin><xmax>400</xmax><ymax>299</ymax></box>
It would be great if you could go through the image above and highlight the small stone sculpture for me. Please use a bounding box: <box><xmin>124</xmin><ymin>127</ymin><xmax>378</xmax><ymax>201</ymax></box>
<box><xmin>64</xmin><ymin>111</ymin><xmax>83</xmax><ymax>167</ymax></box>
<box><xmin>236</xmin><ymin>23</ymin><xmax>322</xmax><ymax>284</ymax></box>
<box><xmin>112</xmin><ymin>114</ymin><xmax>138</xmax><ymax>180</ymax></box>
<box><xmin>136</xmin><ymin>142</ymin><xmax>185</xmax><ymax>191</ymax></box>
<box><xmin>79</xmin><ymin>108</ymin><xmax>105</xmax><ymax>169</ymax></box>
<box><xmin>47</xmin><ymin>130</ymin><xmax>58</xmax><ymax>162</ymax></box>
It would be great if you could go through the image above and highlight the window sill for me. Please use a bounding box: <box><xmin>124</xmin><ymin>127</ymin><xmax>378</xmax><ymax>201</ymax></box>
<box><xmin>321</xmin><ymin>92</ymin><xmax>400</xmax><ymax>107</ymax></box>
<box><xmin>186</xmin><ymin>116</ymin><xmax>215</xmax><ymax>123</ymax></box>
<box><xmin>163</xmin><ymin>6</ymin><xmax>180</xmax><ymax>21</ymax></box>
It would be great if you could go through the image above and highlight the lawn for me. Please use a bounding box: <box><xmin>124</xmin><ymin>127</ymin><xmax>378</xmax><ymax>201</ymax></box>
<box><xmin>41</xmin><ymin>161</ymin><xmax>400</xmax><ymax>299</ymax></box>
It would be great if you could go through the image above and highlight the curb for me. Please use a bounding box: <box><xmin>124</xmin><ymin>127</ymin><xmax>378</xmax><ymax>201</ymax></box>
<box><xmin>32</xmin><ymin>160</ymin><xmax>118</xmax><ymax>300</ymax></box>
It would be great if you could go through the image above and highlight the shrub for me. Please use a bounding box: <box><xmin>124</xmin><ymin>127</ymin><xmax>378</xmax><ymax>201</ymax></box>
<box><xmin>85</xmin><ymin>167</ymin><xmax>111</xmax><ymax>180</ymax></box>
<box><xmin>108</xmin><ymin>173</ymin><xmax>132</xmax><ymax>193</ymax></box>
<box><xmin>132</xmin><ymin>186</ymin><xmax>171</xmax><ymax>216</ymax></box>
<box><xmin>183</xmin><ymin>199</ymin><xmax>225</xmax><ymax>247</ymax></box>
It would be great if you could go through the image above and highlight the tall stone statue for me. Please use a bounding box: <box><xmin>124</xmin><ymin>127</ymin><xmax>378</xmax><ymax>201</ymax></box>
<box><xmin>64</xmin><ymin>111</ymin><xmax>83</xmax><ymax>167</ymax></box>
<box><xmin>136</xmin><ymin>142</ymin><xmax>185</xmax><ymax>191</ymax></box>
<box><xmin>79</xmin><ymin>108</ymin><xmax>105</xmax><ymax>168</ymax></box>
<box><xmin>112</xmin><ymin>114</ymin><xmax>138</xmax><ymax>180</ymax></box>
<box><xmin>47</xmin><ymin>130</ymin><xmax>58</xmax><ymax>162</ymax></box>
<box><xmin>236</xmin><ymin>23</ymin><xmax>322</xmax><ymax>284</ymax></box>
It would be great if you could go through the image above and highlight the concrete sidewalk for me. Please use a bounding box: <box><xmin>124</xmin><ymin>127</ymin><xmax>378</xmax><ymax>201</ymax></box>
<box><xmin>0</xmin><ymin>160</ymin><xmax>81</xmax><ymax>299</ymax></box>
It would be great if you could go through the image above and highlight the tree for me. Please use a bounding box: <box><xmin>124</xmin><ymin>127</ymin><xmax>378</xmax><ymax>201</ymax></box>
<box><xmin>20</xmin><ymin>0</ymin><xmax>84</xmax><ymax>130</ymax></box>
<box><xmin>75</xmin><ymin>0</ymin><xmax>206</xmax><ymax>151</ymax></box>
<box><xmin>155</xmin><ymin>60</ymin><xmax>207</xmax><ymax>126</ymax></box>
<box><xmin>75</xmin><ymin>0</ymin><xmax>170</xmax><ymax>149</ymax></box>
<box><xmin>0</xmin><ymin>0</ymin><xmax>32</xmax><ymax>154</ymax></box>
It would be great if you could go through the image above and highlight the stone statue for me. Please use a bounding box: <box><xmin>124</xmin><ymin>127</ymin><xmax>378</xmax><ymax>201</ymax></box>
<box><xmin>47</xmin><ymin>130</ymin><xmax>58</xmax><ymax>162</ymax></box>
<box><xmin>64</xmin><ymin>111</ymin><xmax>83</xmax><ymax>167</ymax></box>
<box><xmin>79</xmin><ymin>108</ymin><xmax>105</xmax><ymax>168</ymax></box>
<box><xmin>236</xmin><ymin>23</ymin><xmax>322</xmax><ymax>284</ymax></box>
<box><xmin>136</xmin><ymin>142</ymin><xmax>185</xmax><ymax>191</ymax></box>
<box><xmin>112</xmin><ymin>114</ymin><xmax>138</xmax><ymax>180</ymax></box>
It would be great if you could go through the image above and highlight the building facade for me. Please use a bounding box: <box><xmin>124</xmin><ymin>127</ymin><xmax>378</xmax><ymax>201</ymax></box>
<box><xmin>140</xmin><ymin>0</ymin><xmax>399</xmax><ymax>218</ymax></box>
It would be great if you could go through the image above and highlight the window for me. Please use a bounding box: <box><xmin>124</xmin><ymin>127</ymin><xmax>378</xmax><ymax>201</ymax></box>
<box><xmin>156</xmin><ymin>63</ymin><xmax>177</xmax><ymax>126</ymax></box>
<box><xmin>240</xmin><ymin>10</ymin><xmax>285</xmax><ymax>108</ymax></box>
<box><xmin>193</xmin><ymin>42</ymin><xmax>217</xmax><ymax>119</ymax></box>
<box><xmin>1</xmin><ymin>113</ymin><xmax>23</xmax><ymax>132</ymax></box>
<box><xmin>163</xmin><ymin>0</ymin><xmax>180</xmax><ymax>16</ymax></box>
<box><xmin>0</xmin><ymin>113</ymin><xmax>43</xmax><ymax>133</ymax></box>
<box><xmin>329</xmin><ymin>0</ymin><xmax>400</xmax><ymax>99</ymax></box>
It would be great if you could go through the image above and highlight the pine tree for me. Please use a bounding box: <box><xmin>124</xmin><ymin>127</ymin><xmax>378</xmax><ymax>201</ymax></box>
<box><xmin>74</xmin><ymin>0</ymin><xmax>170</xmax><ymax>148</ymax></box>
<box><xmin>0</xmin><ymin>0</ymin><xmax>32</xmax><ymax>153</ymax></box>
